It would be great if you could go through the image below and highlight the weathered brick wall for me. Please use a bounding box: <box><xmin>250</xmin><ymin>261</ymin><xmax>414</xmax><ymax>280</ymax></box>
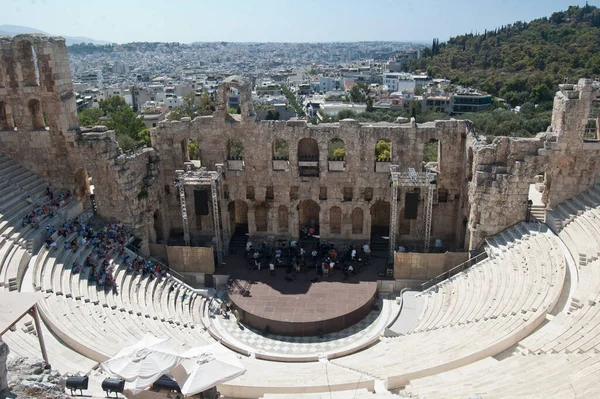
<box><xmin>466</xmin><ymin>79</ymin><xmax>600</xmax><ymax>249</ymax></box>
<box><xmin>151</xmin><ymin>113</ymin><xmax>470</xmax><ymax>249</ymax></box>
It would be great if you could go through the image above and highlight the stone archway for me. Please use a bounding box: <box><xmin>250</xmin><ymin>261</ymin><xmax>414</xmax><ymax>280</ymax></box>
<box><xmin>228</xmin><ymin>200</ymin><xmax>248</xmax><ymax>235</ymax></box>
<box><xmin>370</xmin><ymin>201</ymin><xmax>390</xmax><ymax>246</ymax></box>
<box><xmin>299</xmin><ymin>199</ymin><xmax>320</xmax><ymax>236</ymax></box>
<box><xmin>254</xmin><ymin>202</ymin><xmax>268</xmax><ymax>232</ymax></box>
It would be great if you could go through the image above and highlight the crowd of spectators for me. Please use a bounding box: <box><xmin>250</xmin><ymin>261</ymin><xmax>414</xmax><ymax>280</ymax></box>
<box><xmin>21</xmin><ymin>187</ymin><xmax>72</xmax><ymax>229</ymax></box>
<box><xmin>44</xmin><ymin>217</ymin><xmax>167</xmax><ymax>293</ymax></box>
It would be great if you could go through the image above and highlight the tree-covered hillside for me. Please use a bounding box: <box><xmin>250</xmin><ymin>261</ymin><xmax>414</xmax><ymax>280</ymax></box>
<box><xmin>410</xmin><ymin>4</ymin><xmax>600</xmax><ymax>106</ymax></box>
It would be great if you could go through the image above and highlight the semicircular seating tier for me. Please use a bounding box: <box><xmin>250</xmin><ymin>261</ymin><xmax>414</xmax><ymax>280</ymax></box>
<box><xmin>330</xmin><ymin>222</ymin><xmax>566</xmax><ymax>390</ymax></box>
<box><xmin>0</xmin><ymin>150</ymin><xmax>585</xmax><ymax>398</ymax></box>
<box><xmin>403</xmin><ymin>186</ymin><xmax>600</xmax><ymax>398</ymax></box>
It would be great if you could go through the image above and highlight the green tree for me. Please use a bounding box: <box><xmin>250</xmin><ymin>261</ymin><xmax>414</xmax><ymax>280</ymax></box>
<box><xmin>99</xmin><ymin>96</ymin><xmax>128</xmax><ymax>116</ymax></box>
<box><xmin>266</xmin><ymin>110</ymin><xmax>280</xmax><ymax>120</ymax></box>
<box><xmin>169</xmin><ymin>92</ymin><xmax>215</xmax><ymax>120</ymax></box>
<box><xmin>273</xmin><ymin>138</ymin><xmax>289</xmax><ymax>159</ymax></box>
<box><xmin>106</xmin><ymin>104</ymin><xmax>146</xmax><ymax>141</ymax></box>
<box><xmin>366</xmin><ymin>97</ymin><xmax>374</xmax><ymax>112</ymax></box>
<box><xmin>196</xmin><ymin>92</ymin><xmax>216</xmax><ymax>116</ymax></box>
<box><xmin>78</xmin><ymin>108</ymin><xmax>104</xmax><ymax>126</ymax></box>
<box><xmin>328</xmin><ymin>138</ymin><xmax>346</xmax><ymax>160</ymax></box>
<box><xmin>117</xmin><ymin>134</ymin><xmax>137</xmax><ymax>152</ymax></box>
<box><xmin>337</xmin><ymin>110</ymin><xmax>356</xmax><ymax>120</ymax></box>
<box><xmin>423</xmin><ymin>141</ymin><xmax>439</xmax><ymax>162</ymax></box>
<box><xmin>332</xmin><ymin>147</ymin><xmax>346</xmax><ymax>160</ymax></box>
<box><xmin>188</xmin><ymin>140</ymin><xmax>200</xmax><ymax>160</ymax></box>
<box><xmin>229</xmin><ymin>139</ymin><xmax>244</xmax><ymax>159</ymax></box>
<box><xmin>349</xmin><ymin>83</ymin><xmax>370</xmax><ymax>103</ymax></box>
<box><xmin>138</xmin><ymin>128</ymin><xmax>151</xmax><ymax>146</ymax></box>
<box><xmin>375</xmin><ymin>140</ymin><xmax>391</xmax><ymax>161</ymax></box>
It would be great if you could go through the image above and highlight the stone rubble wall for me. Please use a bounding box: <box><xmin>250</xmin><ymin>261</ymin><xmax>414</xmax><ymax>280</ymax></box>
<box><xmin>1</xmin><ymin>36</ymin><xmax>600</xmax><ymax>256</ymax></box>
<box><xmin>466</xmin><ymin>78</ymin><xmax>600</xmax><ymax>249</ymax></box>
<box><xmin>151</xmin><ymin>115</ymin><xmax>470</xmax><ymax>249</ymax></box>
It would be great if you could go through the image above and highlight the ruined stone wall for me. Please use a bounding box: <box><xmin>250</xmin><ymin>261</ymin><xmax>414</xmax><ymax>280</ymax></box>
<box><xmin>0</xmin><ymin>36</ymin><xmax>161</xmax><ymax>255</ymax></box>
<box><xmin>0</xmin><ymin>35</ymin><xmax>78</xmax><ymax>187</ymax></box>
<box><xmin>466</xmin><ymin>79</ymin><xmax>600</xmax><ymax>249</ymax></box>
<box><xmin>151</xmin><ymin>113</ymin><xmax>469</xmax><ymax>249</ymax></box>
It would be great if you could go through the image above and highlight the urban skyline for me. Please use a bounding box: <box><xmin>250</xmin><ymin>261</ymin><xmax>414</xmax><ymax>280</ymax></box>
<box><xmin>2</xmin><ymin>0</ymin><xmax>598</xmax><ymax>44</ymax></box>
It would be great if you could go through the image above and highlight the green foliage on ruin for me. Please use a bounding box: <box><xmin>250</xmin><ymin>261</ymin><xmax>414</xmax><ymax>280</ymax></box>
<box><xmin>229</xmin><ymin>138</ymin><xmax>244</xmax><ymax>159</ymax></box>
<box><xmin>77</xmin><ymin>95</ymin><xmax>148</xmax><ymax>152</ymax></box>
<box><xmin>273</xmin><ymin>138</ymin><xmax>289</xmax><ymax>160</ymax></box>
<box><xmin>188</xmin><ymin>140</ymin><xmax>200</xmax><ymax>160</ymax></box>
<box><xmin>409</xmin><ymin>4</ymin><xmax>600</xmax><ymax>107</ymax></box>
<box><xmin>328</xmin><ymin>138</ymin><xmax>346</xmax><ymax>160</ymax></box>
<box><xmin>375</xmin><ymin>139</ymin><xmax>391</xmax><ymax>161</ymax></box>
<box><xmin>168</xmin><ymin>92</ymin><xmax>215</xmax><ymax>120</ymax></box>
<box><xmin>77</xmin><ymin>108</ymin><xmax>103</xmax><ymax>126</ymax></box>
<box><xmin>423</xmin><ymin>141</ymin><xmax>439</xmax><ymax>163</ymax></box>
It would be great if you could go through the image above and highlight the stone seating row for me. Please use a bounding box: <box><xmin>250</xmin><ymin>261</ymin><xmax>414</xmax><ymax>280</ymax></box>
<box><xmin>412</xmin><ymin>223</ymin><xmax>565</xmax><ymax>333</ymax></box>
<box><xmin>2</xmin><ymin>315</ymin><xmax>99</xmax><ymax>377</ymax></box>
<box><xmin>30</xmin><ymin>228</ymin><xmax>383</xmax><ymax>396</ymax></box>
<box><xmin>32</xmin><ymin>237</ymin><xmax>214</xmax><ymax>362</ymax></box>
<box><xmin>402</xmin><ymin>190</ymin><xmax>600</xmax><ymax>398</ymax></box>
<box><xmin>404</xmin><ymin>352</ymin><xmax>600</xmax><ymax>398</ymax></box>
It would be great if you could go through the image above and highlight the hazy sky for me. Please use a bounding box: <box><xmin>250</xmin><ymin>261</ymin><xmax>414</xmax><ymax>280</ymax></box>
<box><xmin>3</xmin><ymin>0</ymin><xmax>600</xmax><ymax>43</ymax></box>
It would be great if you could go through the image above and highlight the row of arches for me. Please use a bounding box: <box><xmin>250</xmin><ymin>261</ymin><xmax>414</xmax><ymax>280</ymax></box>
<box><xmin>226</xmin><ymin>200</ymin><xmax>400</xmax><ymax>237</ymax></box>
<box><xmin>217</xmin><ymin>137</ymin><xmax>393</xmax><ymax>162</ymax></box>
<box><xmin>0</xmin><ymin>99</ymin><xmax>47</xmax><ymax>131</ymax></box>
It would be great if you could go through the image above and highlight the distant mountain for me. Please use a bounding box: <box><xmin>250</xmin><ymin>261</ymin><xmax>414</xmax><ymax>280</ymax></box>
<box><xmin>0</xmin><ymin>24</ymin><xmax>111</xmax><ymax>45</ymax></box>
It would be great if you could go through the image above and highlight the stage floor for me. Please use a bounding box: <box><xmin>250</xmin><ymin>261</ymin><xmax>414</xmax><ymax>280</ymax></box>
<box><xmin>222</xmin><ymin>249</ymin><xmax>387</xmax><ymax>336</ymax></box>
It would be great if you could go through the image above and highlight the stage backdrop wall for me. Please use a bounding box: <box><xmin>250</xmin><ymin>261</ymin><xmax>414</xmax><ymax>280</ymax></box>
<box><xmin>166</xmin><ymin>246</ymin><xmax>215</xmax><ymax>274</ymax></box>
<box><xmin>393</xmin><ymin>252</ymin><xmax>469</xmax><ymax>280</ymax></box>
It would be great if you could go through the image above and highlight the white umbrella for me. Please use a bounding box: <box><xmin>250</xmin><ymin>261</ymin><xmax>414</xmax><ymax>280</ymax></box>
<box><xmin>171</xmin><ymin>343</ymin><xmax>246</xmax><ymax>396</ymax></box>
<box><xmin>100</xmin><ymin>333</ymin><xmax>184</xmax><ymax>394</ymax></box>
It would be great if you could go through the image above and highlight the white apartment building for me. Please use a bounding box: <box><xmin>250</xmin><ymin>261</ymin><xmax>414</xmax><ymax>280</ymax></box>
<box><xmin>382</xmin><ymin>72</ymin><xmax>415</xmax><ymax>93</ymax></box>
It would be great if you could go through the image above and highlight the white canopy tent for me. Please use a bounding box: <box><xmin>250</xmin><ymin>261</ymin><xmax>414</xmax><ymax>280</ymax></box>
<box><xmin>171</xmin><ymin>343</ymin><xmax>246</xmax><ymax>396</ymax></box>
<box><xmin>100</xmin><ymin>334</ymin><xmax>184</xmax><ymax>394</ymax></box>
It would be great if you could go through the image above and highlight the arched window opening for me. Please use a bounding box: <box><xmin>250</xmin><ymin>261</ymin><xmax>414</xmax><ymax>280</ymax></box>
<box><xmin>371</xmin><ymin>201</ymin><xmax>390</xmax><ymax>244</ymax></box>
<box><xmin>181</xmin><ymin>139</ymin><xmax>190</xmax><ymax>163</ymax></box>
<box><xmin>272</xmin><ymin>138</ymin><xmax>289</xmax><ymax>160</ymax></box>
<box><xmin>278</xmin><ymin>205</ymin><xmax>288</xmax><ymax>232</ymax></box>
<box><xmin>255</xmin><ymin>202</ymin><xmax>268</xmax><ymax>232</ymax></box>
<box><xmin>330</xmin><ymin>206</ymin><xmax>342</xmax><ymax>234</ymax></box>
<box><xmin>375</xmin><ymin>139</ymin><xmax>391</xmax><ymax>162</ymax></box>
<box><xmin>299</xmin><ymin>199</ymin><xmax>320</xmax><ymax>237</ymax></box>
<box><xmin>228</xmin><ymin>200</ymin><xmax>249</xmax><ymax>243</ymax></box>
<box><xmin>583</xmin><ymin>97</ymin><xmax>600</xmax><ymax>141</ymax></box>
<box><xmin>328</xmin><ymin>138</ymin><xmax>345</xmax><ymax>161</ymax></box>
<box><xmin>0</xmin><ymin>102</ymin><xmax>15</xmax><ymax>131</ymax></box>
<box><xmin>352</xmin><ymin>208</ymin><xmax>363</xmax><ymax>234</ymax></box>
<box><xmin>28</xmin><ymin>99</ymin><xmax>45</xmax><ymax>130</ymax></box>
<box><xmin>228</xmin><ymin>138</ymin><xmax>244</xmax><ymax>160</ymax></box>
<box><xmin>188</xmin><ymin>139</ymin><xmax>200</xmax><ymax>160</ymax></box>
<box><xmin>19</xmin><ymin>41</ymin><xmax>39</xmax><ymax>87</ymax></box>
<box><xmin>375</xmin><ymin>138</ymin><xmax>392</xmax><ymax>173</ymax></box>
<box><xmin>423</xmin><ymin>138</ymin><xmax>440</xmax><ymax>171</ymax></box>
<box><xmin>298</xmin><ymin>138</ymin><xmax>319</xmax><ymax>177</ymax></box>
<box><xmin>227</xmin><ymin>87</ymin><xmax>241</xmax><ymax>114</ymax></box>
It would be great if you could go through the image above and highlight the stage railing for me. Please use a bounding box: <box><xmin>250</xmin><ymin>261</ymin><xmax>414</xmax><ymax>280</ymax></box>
<box><xmin>420</xmin><ymin>251</ymin><xmax>488</xmax><ymax>291</ymax></box>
